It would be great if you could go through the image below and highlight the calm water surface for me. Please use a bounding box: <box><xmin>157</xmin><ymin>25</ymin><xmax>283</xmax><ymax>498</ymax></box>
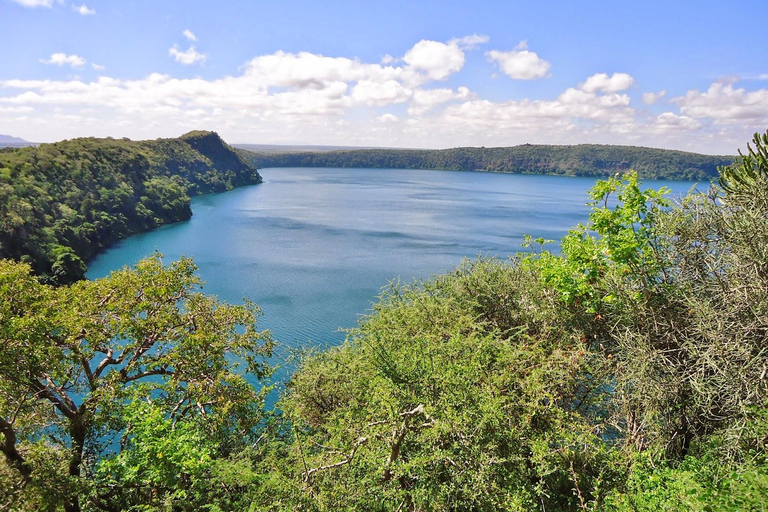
<box><xmin>87</xmin><ymin>168</ymin><xmax>702</xmax><ymax>383</ymax></box>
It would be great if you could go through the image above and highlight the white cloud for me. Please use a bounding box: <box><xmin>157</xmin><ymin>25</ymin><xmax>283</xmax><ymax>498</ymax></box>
<box><xmin>652</xmin><ymin>112</ymin><xmax>701</xmax><ymax>132</ymax></box>
<box><xmin>243</xmin><ymin>51</ymin><xmax>386</xmax><ymax>89</ymax></box>
<box><xmin>451</xmin><ymin>34</ymin><xmax>490</xmax><ymax>49</ymax></box>
<box><xmin>4</xmin><ymin>39</ymin><xmax>766</xmax><ymax>153</ymax></box>
<box><xmin>486</xmin><ymin>42</ymin><xmax>551</xmax><ymax>80</ymax></box>
<box><xmin>41</xmin><ymin>53</ymin><xmax>86</xmax><ymax>67</ymax></box>
<box><xmin>350</xmin><ymin>80</ymin><xmax>411</xmax><ymax>106</ymax></box>
<box><xmin>580</xmin><ymin>72</ymin><xmax>634</xmax><ymax>93</ymax></box>
<box><xmin>10</xmin><ymin>38</ymin><xmax>471</xmax><ymax>122</ymax></box>
<box><xmin>758</xmin><ymin>74</ymin><xmax>768</xmax><ymax>81</ymax></box>
<box><xmin>169</xmin><ymin>45</ymin><xmax>207</xmax><ymax>65</ymax></box>
<box><xmin>642</xmin><ymin>90</ymin><xmax>667</xmax><ymax>105</ymax></box>
<box><xmin>673</xmin><ymin>82</ymin><xmax>768</xmax><ymax>124</ymax></box>
<box><xmin>11</xmin><ymin>0</ymin><xmax>58</xmax><ymax>7</ymax></box>
<box><xmin>440</xmin><ymin>85</ymin><xmax>634</xmax><ymax>132</ymax></box>
<box><xmin>403</xmin><ymin>40</ymin><xmax>465</xmax><ymax>81</ymax></box>
<box><xmin>92</xmin><ymin>63</ymin><xmax>106</xmax><ymax>71</ymax></box>
<box><xmin>378</xmin><ymin>113</ymin><xmax>398</xmax><ymax>123</ymax></box>
<box><xmin>183</xmin><ymin>29</ymin><xmax>197</xmax><ymax>42</ymax></box>
<box><xmin>0</xmin><ymin>106</ymin><xmax>35</xmax><ymax>113</ymax></box>
<box><xmin>72</xmin><ymin>4</ymin><xmax>95</xmax><ymax>15</ymax></box>
<box><xmin>408</xmin><ymin>86</ymin><xmax>471</xmax><ymax>115</ymax></box>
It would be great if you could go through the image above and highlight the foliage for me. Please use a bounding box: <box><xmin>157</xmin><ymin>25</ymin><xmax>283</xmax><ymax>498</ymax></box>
<box><xmin>273</xmin><ymin>259</ymin><xmax>621</xmax><ymax>511</ymax></box>
<box><xmin>0</xmin><ymin>255</ymin><xmax>273</xmax><ymax>512</ymax></box>
<box><xmin>3</xmin><ymin>131</ymin><xmax>768</xmax><ymax>510</ymax></box>
<box><xmin>603</xmin><ymin>445</ymin><xmax>768</xmax><ymax>512</ymax></box>
<box><xmin>239</xmin><ymin>143</ymin><xmax>731</xmax><ymax>181</ymax></box>
<box><xmin>94</xmin><ymin>401</ymin><xmax>214</xmax><ymax>511</ymax></box>
<box><xmin>0</xmin><ymin>131</ymin><xmax>262</xmax><ymax>284</ymax></box>
<box><xmin>269</xmin><ymin>131</ymin><xmax>768</xmax><ymax>509</ymax></box>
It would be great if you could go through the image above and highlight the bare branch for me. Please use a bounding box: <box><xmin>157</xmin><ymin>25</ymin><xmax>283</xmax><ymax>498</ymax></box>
<box><xmin>383</xmin><ymin>404</ymin><xmax>435</xmax><ymax>482</ymax></box>
<box><xmin>28</xmin><ymin>379</ymin><xmax>76</xmax><ymax>419</ymax></box>
<box><xmin>304</xmin><ymin>436</ymin><xmax>368</xmax><ymax>481</ymax></box>
<box><xmin>122</xmin><ymin>367</ymin><xmax>174</xmax><ymax>383</ymax></box>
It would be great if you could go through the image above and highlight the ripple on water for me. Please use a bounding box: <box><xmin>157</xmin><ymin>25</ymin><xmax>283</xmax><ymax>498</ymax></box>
<box><xmin>86</xmin><ymin>168</ymin><xmax>701</xmax><ymax>390</ymax></box>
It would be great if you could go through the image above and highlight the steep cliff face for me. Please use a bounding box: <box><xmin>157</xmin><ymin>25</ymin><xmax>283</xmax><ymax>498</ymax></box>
<box><xmin>0</xmin><ymin>131</ymin><xmax>263</xmax><ymax>284</ymax></box>
<box><xmin>180</xmin><ymin>130</ymin><xmax>253</xmax><ymax>176</ymax></box>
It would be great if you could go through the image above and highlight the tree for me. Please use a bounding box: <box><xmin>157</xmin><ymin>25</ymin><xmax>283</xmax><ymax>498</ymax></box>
<box><xmin>0</xmin><ymin>255</ymin><xmax>273</xmax><ymax>512</ymax></box>
<box><xmin>531</xmin><ymin>133</ymin><xmax>768</xmax><ymax>462</ymax></box>
<box><xmin>278</xmin><ymin>259</ymin><xmax>619</xmax><ymax>511</ymax></box>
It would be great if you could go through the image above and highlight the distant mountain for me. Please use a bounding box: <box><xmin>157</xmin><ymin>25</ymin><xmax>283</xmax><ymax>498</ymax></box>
<box><xmin>0</xmin><ymin>131</ymin><xmax>262</xmax><ymax>284</ymax></box>
<box><xmin>239</xmin><ymin>143</ymin><xmax>734</xmax><ymax>181</ymax></box>
<box><xmin>0</xmin><ymin>134</ymin><xmax>27</xmax><ymax>143</ymax></box>
<box><xmin>0</xmin><ymin>134</ymin><xmax>37</xmax><ymax>148</ymax></box>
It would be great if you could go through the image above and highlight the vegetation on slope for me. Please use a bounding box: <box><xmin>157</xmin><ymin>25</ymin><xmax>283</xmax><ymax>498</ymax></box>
<box><xmin>1</xmin><ymin>132</ymin><xmax>768</xmax><ymax>511</ymax></box>
<box><xmin>0</xmin><ymin>131</ymin><xmax>262</xmax><ymax>285</ymax></box>
<box><xmin>241</xmin><ymin>143</ymin><xmax>732</xmax><ymax>181</ymax></box>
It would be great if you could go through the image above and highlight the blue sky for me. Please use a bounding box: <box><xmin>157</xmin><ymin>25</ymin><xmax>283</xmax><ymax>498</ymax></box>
<box><xmin>1</xmin><ymin>0</ymin><xmax>767</xmax><ymax>154</ymax></box>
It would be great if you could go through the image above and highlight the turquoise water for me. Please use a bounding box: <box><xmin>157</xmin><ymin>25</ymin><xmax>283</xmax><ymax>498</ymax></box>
<box><xmin>86</xmin><ymin>167</ymin><xmax>703</xmax><ymax>384</ymax></box>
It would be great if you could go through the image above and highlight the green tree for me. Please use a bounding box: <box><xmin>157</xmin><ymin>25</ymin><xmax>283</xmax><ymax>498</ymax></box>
<box><xmin>530</xmin><ymin>132</ymin><xmax>768</xmax><ymax>484</ymax></box>
<box><xmin>0</xmin><ymin>255</ymin><xmax>273</xmax><ymax>512</ymax></box>
<box><xmin>278</xmin><ymin>259</ymin><xmax>619</xmax><ymax>511</ymax></box>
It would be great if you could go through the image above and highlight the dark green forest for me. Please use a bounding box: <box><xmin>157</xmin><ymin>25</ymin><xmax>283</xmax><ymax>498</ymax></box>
<box><xmin>2</xmin><ymin>132</ymin><xmax>768</xmax><ymax>511</ymax></box>
<box><xmin>240</xmin><ymin>143</ymin><xmax>731</xmax><ymax>180</ymax></box>
<box><xmin>0</xmin><ymin>131</ymin><xmax>262</xmax><ymax>285</ymax></box>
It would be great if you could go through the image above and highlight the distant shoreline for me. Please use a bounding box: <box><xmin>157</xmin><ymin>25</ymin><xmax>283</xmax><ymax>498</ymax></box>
<box><xmin>237</xmin><ymin>143</ymin><xmax>733</xmax><ymax>181</ymax></box>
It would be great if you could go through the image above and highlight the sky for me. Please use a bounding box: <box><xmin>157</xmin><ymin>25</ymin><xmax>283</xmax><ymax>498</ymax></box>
<box><xmin>1</xmin><ymin>0</ymin><xmax>767</xmax><ymax>154</ymax></box>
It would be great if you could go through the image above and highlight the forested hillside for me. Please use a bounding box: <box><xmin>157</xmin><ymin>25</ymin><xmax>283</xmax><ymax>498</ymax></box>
<box><xmin>0</xmin><ymin>131</ymin><xmax>262</xmax><ymax>284</ymax></box>
<box><xmin>241</xmin><ymin>143</ymin><xmax>731</xmax><ymax>180</ymax></box>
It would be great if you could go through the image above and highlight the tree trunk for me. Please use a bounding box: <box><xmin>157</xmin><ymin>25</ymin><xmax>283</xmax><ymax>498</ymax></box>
<box><xmin>64</xmin><ymin>415</ymin><xmax>87</xmax><ymax>512</ymax></box>
<box><xmin>0</xmin><ymin>416</ymin><xmax>32</xmax><ymax>482</ymax></box>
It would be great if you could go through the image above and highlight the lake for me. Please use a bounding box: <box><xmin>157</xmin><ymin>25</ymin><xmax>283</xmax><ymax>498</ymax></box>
<box><xmin>86</xmin><ymin>167</ymin><xmax>703</xmax><ymax>384</ymax></box>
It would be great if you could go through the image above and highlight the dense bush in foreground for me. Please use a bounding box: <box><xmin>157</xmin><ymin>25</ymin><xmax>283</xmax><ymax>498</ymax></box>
<box><xmin>1</xmin><ymin>132</ymin><xmax>768</xmax><ymax>510</ymax></box>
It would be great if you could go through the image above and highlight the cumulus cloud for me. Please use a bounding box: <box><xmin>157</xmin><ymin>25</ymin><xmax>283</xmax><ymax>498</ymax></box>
<box><xmin>580</xmin><ymin>72</ymin><xmax>634</xmax><ymax>93</ymax></box>
<box><xmin>403</xmin><ymin>40</ymin><xmax>466</xmax><ymax>81</ymax></box>
<box><xmin>10</xmin><ymin>38</ymin><xmax>471</xmax><ymax>119</ymax></box>
<box><xmin>441</xmin><ymin>83</ymin><xmax>634</xmax><ymax>134</ymax></box>
<box><xmin>351</xmin><ymin>80</ymin><xmax>411</xmax><ymax>106</ymax></box>
<box><xmin>72</xmin><ymin>4</ymin><xmax>95</xmax><ymax>15</ymax></box>
<box><xmin>41</xmin><ymin>53</ymin><xmax>86</xmax><ymax>67</ymax></box>
<box><xmin>486</xmin><ymin>41</ymin><xmax>551</xmax><ymax>80</ymax></box>
<box><xmin>92</xmin><ymin>63</ymin><xmax>106</xmax><ymax>71</ymax></box>
<box><xmin>169</xmin><ymin>45</ymin><xmax>207</xmax><ymax>65</ymax></box>
<box><xmin>3</xmin><ymin>39</ymin><xmax>765</xmax><ymax>153</ymax></box>
<box><xmin>0</xmin><ymin>38</ymin><xmax>473</xmax><ymax>144</ymax></box>
<box><xmin>652</xmin><ymin>112</ymin><xmax>701</xmax><ymax>131</ymax></box>
<box><xmin>672</xmin><ymin>82</ymin><xmax>768</xmax><ymax>124</ymax></box>
<box><xmin>183</xmin><ymin>29</ymin><xmax>197</xmax><ymax>42</ymax></box>
<box><xmin>11</xmin><ymin>0</ymin><xmax>59</xmax><ymax>7</ymax></box>
<box><xmin>408</xmin><ymin>86</ymin><xmax>471</xmax><ymax>115</ymax></box>
<box><xmin>0</xmin><ymin>106</ymin><xmax>35</xmax><ymax>114</ymax></box>
<box><xmin>378</xmin><ymin>113</ymin><xmax>399</xmax><ymax>123</ymax></box>
<box><xmin>642</xmin><ymin>90</ymin><xmax>666</xmax><ymax>105</ymax></box>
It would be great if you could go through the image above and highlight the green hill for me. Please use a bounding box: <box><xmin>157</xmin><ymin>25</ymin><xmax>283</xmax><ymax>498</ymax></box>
<box><xmin>241</xmin><ymin>143</ymin><xmax>732</xmax><ymax>180</ymax></box>
<box><xmin>0</xmin><ymin>131</ymin><xmax>262</xmax><ymax>284</ymax></box>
